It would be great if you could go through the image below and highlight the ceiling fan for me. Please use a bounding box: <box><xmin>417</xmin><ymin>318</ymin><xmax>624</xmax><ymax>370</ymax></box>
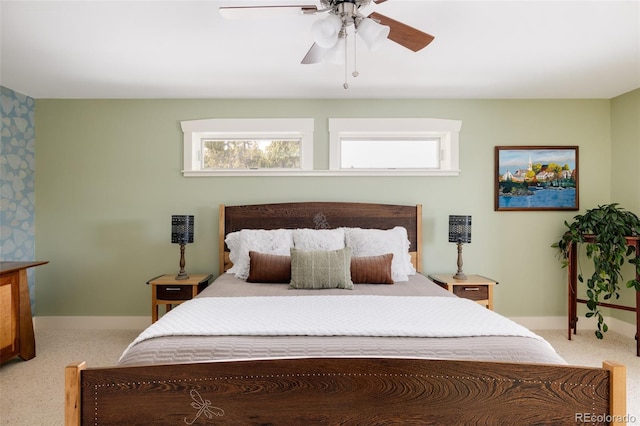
<box><xmin>219</xmin><ymin>0</ymin><xmax>434</xmax><ymax>87</ymax></box>
<box><xmin>220</xmin><ymin>0</ymin><xmax>434</xmax><ymax>89</ymax></box>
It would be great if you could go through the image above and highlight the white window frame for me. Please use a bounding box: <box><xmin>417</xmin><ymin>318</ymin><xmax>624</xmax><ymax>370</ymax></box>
<box><xmin>329</xmin><ymin>118</ymin><xmax>462</xmax><ymax>176</ymax></box>
<box><xmin>181</xmin><ymin>118</ymin><xmax>314</xmax><ymax>176</ymax></box>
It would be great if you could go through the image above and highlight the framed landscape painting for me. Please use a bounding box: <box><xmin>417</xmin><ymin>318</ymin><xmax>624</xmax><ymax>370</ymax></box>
<box><xmin>495</xmin><ymin>146</ymin><xmax>579</xmax><ymax>211</ymax></box>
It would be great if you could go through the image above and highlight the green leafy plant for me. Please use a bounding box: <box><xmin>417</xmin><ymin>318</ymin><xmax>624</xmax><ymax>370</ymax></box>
<box><xmin>552</xmin><ymin>203</ymin><xmax>640</xmax><ymax>339</ymax></box>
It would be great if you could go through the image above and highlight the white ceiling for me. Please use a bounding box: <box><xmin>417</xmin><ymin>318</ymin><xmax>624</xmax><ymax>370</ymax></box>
<box><xmin>1</xmin><ymin>0</ymin><xmax>639</xmax><ymax>99</ymax></box>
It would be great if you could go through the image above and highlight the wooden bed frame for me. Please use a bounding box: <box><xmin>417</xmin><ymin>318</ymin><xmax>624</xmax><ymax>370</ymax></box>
<box><xmin>66</xmin><ymin>357</ymin><xmax>626</xmax><ymax>425</ymax></box>
<box><xmin>65</xmin><ymin>202</ymin><xmax>627</xmax><ymax>425</ymax></box>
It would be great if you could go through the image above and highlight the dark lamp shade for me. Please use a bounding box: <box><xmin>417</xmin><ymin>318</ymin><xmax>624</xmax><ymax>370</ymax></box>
<box><xmin>171</xmin><ymin>215</ymin><xmax>194</xmax><ymax>244</ymax></box>
<box><xmin>448</xmin><ymin>215</ymin><xmax>472</xmax><ymax>244</ymax></box>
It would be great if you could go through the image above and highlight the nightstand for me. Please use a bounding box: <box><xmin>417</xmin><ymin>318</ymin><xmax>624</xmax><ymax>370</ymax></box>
<box><xmin>428</xmin><ymin>274</ymin><xmax>498</xmax><ymax>310</ymax></box>
<box><xmin>147</xmin><ymin>273</ymin><xmax>213</xmax><ymax>322</ymax></box>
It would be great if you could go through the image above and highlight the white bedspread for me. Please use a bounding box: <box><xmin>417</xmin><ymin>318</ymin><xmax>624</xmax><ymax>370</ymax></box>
<box><xmin>121</xmin><ymin>296</ymin><xmax>550</xmax><ymax>362</ymax></box>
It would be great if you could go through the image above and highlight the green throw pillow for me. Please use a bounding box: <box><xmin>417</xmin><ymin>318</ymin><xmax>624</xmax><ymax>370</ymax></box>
<box><xmin>289</xmin><ymin>247</ymin><xmax>353</xmax><ymax>290</ymax></box>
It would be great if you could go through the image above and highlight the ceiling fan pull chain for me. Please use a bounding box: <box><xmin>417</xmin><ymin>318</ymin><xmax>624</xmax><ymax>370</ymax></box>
<box><xmin>343</xmin><ymin>35</ymin><xmax>349</xmax><ymax>89</ymax></box>
<box><xmin>352</xmin><ymin>32</ymin><xmax>359</xmax><ymax>78</ymax></box>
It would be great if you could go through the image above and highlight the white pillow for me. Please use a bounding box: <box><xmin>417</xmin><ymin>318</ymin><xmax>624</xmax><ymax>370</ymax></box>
<box><xmin>225</xmin><ymin>229</ymin><xmax>294</xmax><ymax>280</ymax></box>
<box><xmin>224</xmin><ymin>231</ymin><xmax>242</xmax><ymax>274</ymax></box>
<box><xmin>293</xmin><ymin>228</ymin><xmax>345</xmax><ymax>251</ymax></box>
<box><xmin>344</xmin><ymin>226</ymin><xmax>415</xmax><ymax>282</ymax></box>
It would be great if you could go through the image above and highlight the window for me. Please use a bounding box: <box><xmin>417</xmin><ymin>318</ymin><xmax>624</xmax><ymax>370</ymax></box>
<box><xmin>181</xmin><ymin>118</ymin><xmax>314</xmax><ymax>176</ymax></box>
<box><xmin>329</xmin><ymin>118</ymin><xmax>462</xmax><ymax>176</ymax></box>
<box><xmin>340</xmin><ymin>138</ymin><xmax>440</xmax><ymax>169</ymax></box>
<box><xmin>181</xmin><ymin>117</ymin><xmax>462</xmax><ymax>177</ymax></box>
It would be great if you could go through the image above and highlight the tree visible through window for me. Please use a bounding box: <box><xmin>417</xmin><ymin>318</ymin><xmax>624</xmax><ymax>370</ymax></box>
<box><xmin>181</xmin><ymin>118</ymin><xmax>313</xmax><ymax>176</ymax></box>
<box><xmin>202</xmin><ymin>139</ymin><xmax>301</xmax><ymax>169</ymax></box>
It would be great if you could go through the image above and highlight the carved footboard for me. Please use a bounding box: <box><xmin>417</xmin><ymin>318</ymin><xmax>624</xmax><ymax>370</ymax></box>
<box><xmin>65</xmin><ymin>357</ymin><xmax>626</xmax><ymax>425</ymax></box>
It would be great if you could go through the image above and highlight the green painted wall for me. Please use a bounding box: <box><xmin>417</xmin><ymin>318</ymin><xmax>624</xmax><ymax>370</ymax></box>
<box><xmin>611</xmin><ymin>89</ymin><xmax>640</xmax><ymax>216</ymax></box>
<box><xmin>610</xmin><ymin>88</ymin><xmax>640</xmax><ymax>324</ymax></box>
<box><xmin>34</xmin><ymin>98</ymin><xmax>618</xmax><ymax>318</ymax></box>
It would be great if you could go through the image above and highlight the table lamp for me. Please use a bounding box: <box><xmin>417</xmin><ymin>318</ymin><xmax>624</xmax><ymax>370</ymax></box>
<box><xmin>448</xmin><ymin>215</ymin><xmax>472</xmax><ymax>280</ymax></box>
<box><xmin>171</xmin><ymin>215</ymin><xmax>194</xmax><ymax>280</ymax></box>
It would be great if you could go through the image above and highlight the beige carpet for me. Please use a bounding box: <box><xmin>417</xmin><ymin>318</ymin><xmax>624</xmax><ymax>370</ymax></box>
<box><xmin>0</xmin><ymin>328</ymin><xmax>638</xmax><ymax>425</ymax></box>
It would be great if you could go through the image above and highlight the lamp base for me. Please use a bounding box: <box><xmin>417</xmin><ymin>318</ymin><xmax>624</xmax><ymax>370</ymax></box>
<box><xmin>453</xmin><ymin>242</ymin><xmax>467</xmax><ymax>280</ymax></box>
<box><xmin>175</xmin><ymin>242</ymin><xmax>189</xmax><ymax>280</ymax></box>
<box><xmin>175</xmin><ymin>271</ymin><xmax>189</xmax><ymax>280</ymax></box>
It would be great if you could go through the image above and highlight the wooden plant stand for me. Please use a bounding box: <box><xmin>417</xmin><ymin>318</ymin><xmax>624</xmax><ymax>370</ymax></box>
<box><xmin>567</xmin><ymin>235</ymin><xmax>640</xmax><ymax>356</ymax></box>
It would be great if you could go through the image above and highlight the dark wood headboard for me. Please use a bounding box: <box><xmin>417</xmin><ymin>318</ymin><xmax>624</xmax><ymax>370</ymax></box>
<box><xmin>218</xmin><ymin>202</ymin><xmax>422</xmax><ymax>274</ymax></box>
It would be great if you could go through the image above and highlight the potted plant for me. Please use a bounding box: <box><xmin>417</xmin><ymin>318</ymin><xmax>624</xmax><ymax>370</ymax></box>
<box><xmin>553</xmin><ymin>203</ymin><xmax>640</xmax><ymax>339</ymax></box>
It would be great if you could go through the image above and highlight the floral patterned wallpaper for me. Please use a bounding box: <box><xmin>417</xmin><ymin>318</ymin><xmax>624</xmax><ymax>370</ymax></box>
<box><xmin>1</xmin><ymin>86</ymin><xmax>37</xmax><ymax>308</ymax></box>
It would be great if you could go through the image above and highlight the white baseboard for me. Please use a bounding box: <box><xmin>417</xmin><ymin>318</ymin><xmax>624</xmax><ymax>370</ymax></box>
<box><xmin>508</xmin><ymin>316</ymin><xmax>567</xmax><ymax>330</ymax></box>
<box><xmin>33</xmin><ymin>315</ymin><xmax>636</xmax><ymax>339</ymax></box>
<box><xmin>510</xmin><ymin>315</ymin><xmax>636</xmax><ymax>339</ymax></box>
<box><xmin>34</xmin><ymin>316</ymin><xmax>150</xmax><ymax>330</ymax></box>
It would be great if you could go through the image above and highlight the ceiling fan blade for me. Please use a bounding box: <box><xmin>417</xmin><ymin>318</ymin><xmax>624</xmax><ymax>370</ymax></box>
<box><xmin>301</xmin><ymin>43</ymin><xmax>326</xmax><ymax>64</ymax></box>
<box><xmin>373</xmin><ymin>0</ymin><xmax>388</xmax><ymax>3</ymax></box>
<box><xmin>219</xmin><ymin>5</ymin><xmax>318</xmax><ymax>19</ymax></box>
<box><xmin>368</xmin><ymin>12</ymin><xmax>434</xmax><ymax>52</ymax></box>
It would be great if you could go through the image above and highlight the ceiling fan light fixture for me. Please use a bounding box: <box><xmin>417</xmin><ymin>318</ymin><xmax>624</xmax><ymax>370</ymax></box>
<box><xmin>311</xmin><ymin>14</ymin><xmax>343</xmax><ymax>48</ymax></box>
<box><xmin>357</xmin><ymin>17</ymin><xmax>390</xmax><ymax>51</ymax></box>
<box><xmin>323</xmin><ymin>35</ymin><xmax>346</xmax><ymax>64</ymax></box>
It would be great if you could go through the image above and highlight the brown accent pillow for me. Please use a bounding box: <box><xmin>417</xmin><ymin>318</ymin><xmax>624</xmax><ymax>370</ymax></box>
<box><xmin>350</xmin><ymin>253</ymin><xmax>394</xmax><ymax>284</ymax></box>
<box><xmin>247</xmin><ymin>251</ymin><xmax>291</xmax><ymax>283</ymax></box>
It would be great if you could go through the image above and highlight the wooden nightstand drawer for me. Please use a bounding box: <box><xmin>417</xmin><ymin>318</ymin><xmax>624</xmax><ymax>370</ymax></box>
<box><xmin>428</xmin><ymin>274</ymin><xmax>497</xmax><ymax>310</ymax></box>
<box><xmin>148</xmin><ymin>274</ymin><xmax>212</xmax><ymax>322</ymax></box>
<box><xmin>453</xmin><ymin>285</ymin><xmax>488</xmax><ymax>301</ymax></box>
<box><xmin>156</xmin><ymin>285</ymin><xmax>193</xmax><ymax>300</ymax></box>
